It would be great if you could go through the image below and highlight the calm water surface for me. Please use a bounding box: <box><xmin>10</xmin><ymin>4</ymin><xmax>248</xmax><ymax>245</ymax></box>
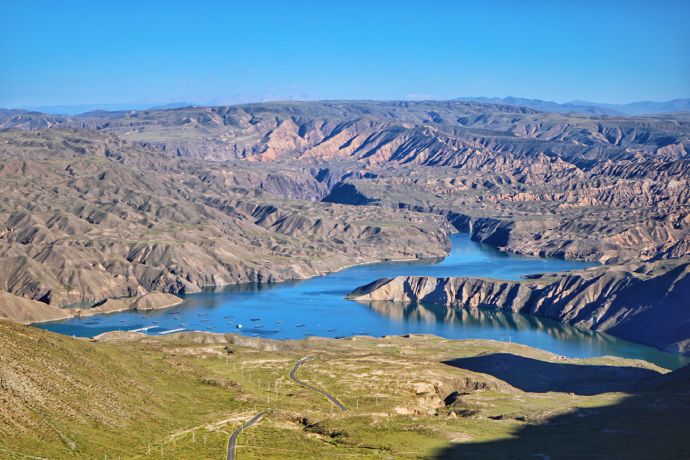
<box><xmin>39</xmin><ymin>234</ymin><xmax>689</xmax><ymax>369</ymax></box>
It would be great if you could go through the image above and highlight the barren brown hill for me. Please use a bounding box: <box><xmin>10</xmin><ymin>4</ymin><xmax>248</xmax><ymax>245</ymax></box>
<box><xmin>3</xmin><ymin>101</ymin><xmax>687</xmax><ymax>262</ymax></box>
<box><xmin>0</xmin><ymin>128</ymin><xmax>450</xmax><ymax>308</ymax></box>
<box><xmin>0</xmin><ymin>291</ymin><xmax>70</xmax><ymax>323</ymax></box>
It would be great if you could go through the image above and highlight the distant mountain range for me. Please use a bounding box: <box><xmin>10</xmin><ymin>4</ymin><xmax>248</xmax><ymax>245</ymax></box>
<box><xmin>20</xmin><ymin>102</ymin><xmax>194</xmax><ymax>115</ymax></box>
<box><xmin>17</xmin><ymin>97</ymin><xmax>690</xmax><ymax>117</ymax></box>
<box><xmin>454</xmin><ymin>96</ymin><xmax>690</xmax><ymax>116</ymax></box>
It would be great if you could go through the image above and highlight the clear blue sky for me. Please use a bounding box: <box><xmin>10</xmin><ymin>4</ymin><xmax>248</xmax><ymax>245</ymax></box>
<box><xmin>1</xmin><ymin>0</ymin><xmax>688</xmax><ymax>109</ymax></box>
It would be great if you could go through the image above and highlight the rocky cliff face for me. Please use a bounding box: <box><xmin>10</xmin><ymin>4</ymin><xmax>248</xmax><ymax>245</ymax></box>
<box><xmin>322</xmin><ymin>158</ymin><xmax>690</xmax><ymax>263</ymax></box>
<box><xmin>348</xmin><ymin>258</ymin><xmax>690</xmax><ymax>354</ymax></box>
<box><xmin>3</xmin><ymin>101</ymin><xmax>688</xmax><ymax>167</ymax></box>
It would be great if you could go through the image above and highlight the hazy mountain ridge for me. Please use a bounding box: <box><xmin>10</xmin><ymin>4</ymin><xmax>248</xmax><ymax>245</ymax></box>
<box><xmin>2</xmin><ymin>100</ymin><xmax>688</xmax><ymax>165</ymax></box>
<box><xmin>455</xmin><ymin>96</ymin><xmax>690</xmax><ymax>116</ymax></box>
<box><xmin>8</xmin><ymin>95</ymin><xmax>690</xmax><ymax>117</ymax></box>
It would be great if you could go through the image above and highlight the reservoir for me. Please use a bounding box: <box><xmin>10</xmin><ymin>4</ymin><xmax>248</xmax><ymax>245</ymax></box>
<box><xmin>38</xmin><ymin>234</ymin><xmax>689</xmax><ymax>369</ymax></box>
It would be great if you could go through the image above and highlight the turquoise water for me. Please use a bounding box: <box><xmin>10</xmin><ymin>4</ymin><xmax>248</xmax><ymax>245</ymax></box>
<box><xmin>38</xmin><ymin>234</ymin><xmax>689</xmax><ymax>369</ymax></box>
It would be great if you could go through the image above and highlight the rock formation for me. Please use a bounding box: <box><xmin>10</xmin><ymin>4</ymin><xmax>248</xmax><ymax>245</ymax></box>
<box><xmin>3</xmin><ymin>101</ymin><xmax>688</xmax><ymax>264</ymax></box>
<box><xmin>348</xmin><ymin>257</ymin><xmax>690</xmax><ymax>353</ymax></box>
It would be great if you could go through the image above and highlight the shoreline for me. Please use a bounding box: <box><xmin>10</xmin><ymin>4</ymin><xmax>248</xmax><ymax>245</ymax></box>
<box><xmin>29</xmin><ymin>234</ymin><xmax>684</xmax><ymax>365</ymax></box>
<box><xmin>29</xmin><ymin>292</ymin><xmax>184</xmax><ymax>325</ymax></box>
<box><xmin>26</xmin><ymin>230</ymin><xmax>594</xmax><ymax>325</ymax></box>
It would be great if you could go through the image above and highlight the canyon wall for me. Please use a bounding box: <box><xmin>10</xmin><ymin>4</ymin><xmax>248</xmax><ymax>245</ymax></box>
<box><xmin>348</xmin><ymin>258</ymin><xmax>690</xmax><ymax>354</ymax></box>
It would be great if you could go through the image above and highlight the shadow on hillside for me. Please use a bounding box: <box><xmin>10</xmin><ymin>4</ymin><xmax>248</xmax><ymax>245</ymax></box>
<box><xmin>434</xmin><ymin>390</ymin><xmax>690</xmax><ymax>459</ymax></box>
<box><xmin>442</xmin><ymin>353</ymin><xmax>659</xmax><ymax>395</ymax></box>
<box><xmin>435</xmin><ymin>356</ymin><xmax>690</xmax><ymax>459</ymax></box>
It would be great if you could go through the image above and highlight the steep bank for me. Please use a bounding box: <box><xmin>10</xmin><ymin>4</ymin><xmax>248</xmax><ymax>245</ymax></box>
<box><xmin>348</xmin><ymin>258</ymin><xmax>690</xmax><ymax>354</ymax></box>
<box><xmin>324</xmin><ymin>173</ymin><xmax>689</xmax><ymax>264</ymax></box>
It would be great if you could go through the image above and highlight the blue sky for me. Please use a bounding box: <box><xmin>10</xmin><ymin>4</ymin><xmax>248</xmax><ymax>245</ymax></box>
<box><xmin>1</xmin><ymin>0</ymin><xmax>688</xmax><ymax>109</ymax></box>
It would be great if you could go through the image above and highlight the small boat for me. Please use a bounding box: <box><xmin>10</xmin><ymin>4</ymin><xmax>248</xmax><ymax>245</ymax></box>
<box><xmin>236</xmin><ymin>324</ymin><xmax>243</xmax><ymax>329</ymax></box>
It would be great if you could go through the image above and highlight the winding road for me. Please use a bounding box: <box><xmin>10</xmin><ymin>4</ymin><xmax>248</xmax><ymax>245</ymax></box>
<box><xmin>226</xmin><ymin>411</ymin><xmax>266</xmax><ymax>460</ymax></box>
<box><xmin>289</xmin><ymin>357</ymin><xmax>347</xmax><ymax>411</ymax></box>
<box><xmin>225</xmin><ymin>357</ymin><xmax>344</xmax><ymax>459</ymax></box>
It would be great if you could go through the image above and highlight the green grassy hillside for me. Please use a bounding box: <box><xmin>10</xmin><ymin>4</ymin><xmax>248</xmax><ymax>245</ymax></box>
<box><xmin>1</xmin><ymin>321</ymin><xmax>688</xmax><ymax>459</ymax></box>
